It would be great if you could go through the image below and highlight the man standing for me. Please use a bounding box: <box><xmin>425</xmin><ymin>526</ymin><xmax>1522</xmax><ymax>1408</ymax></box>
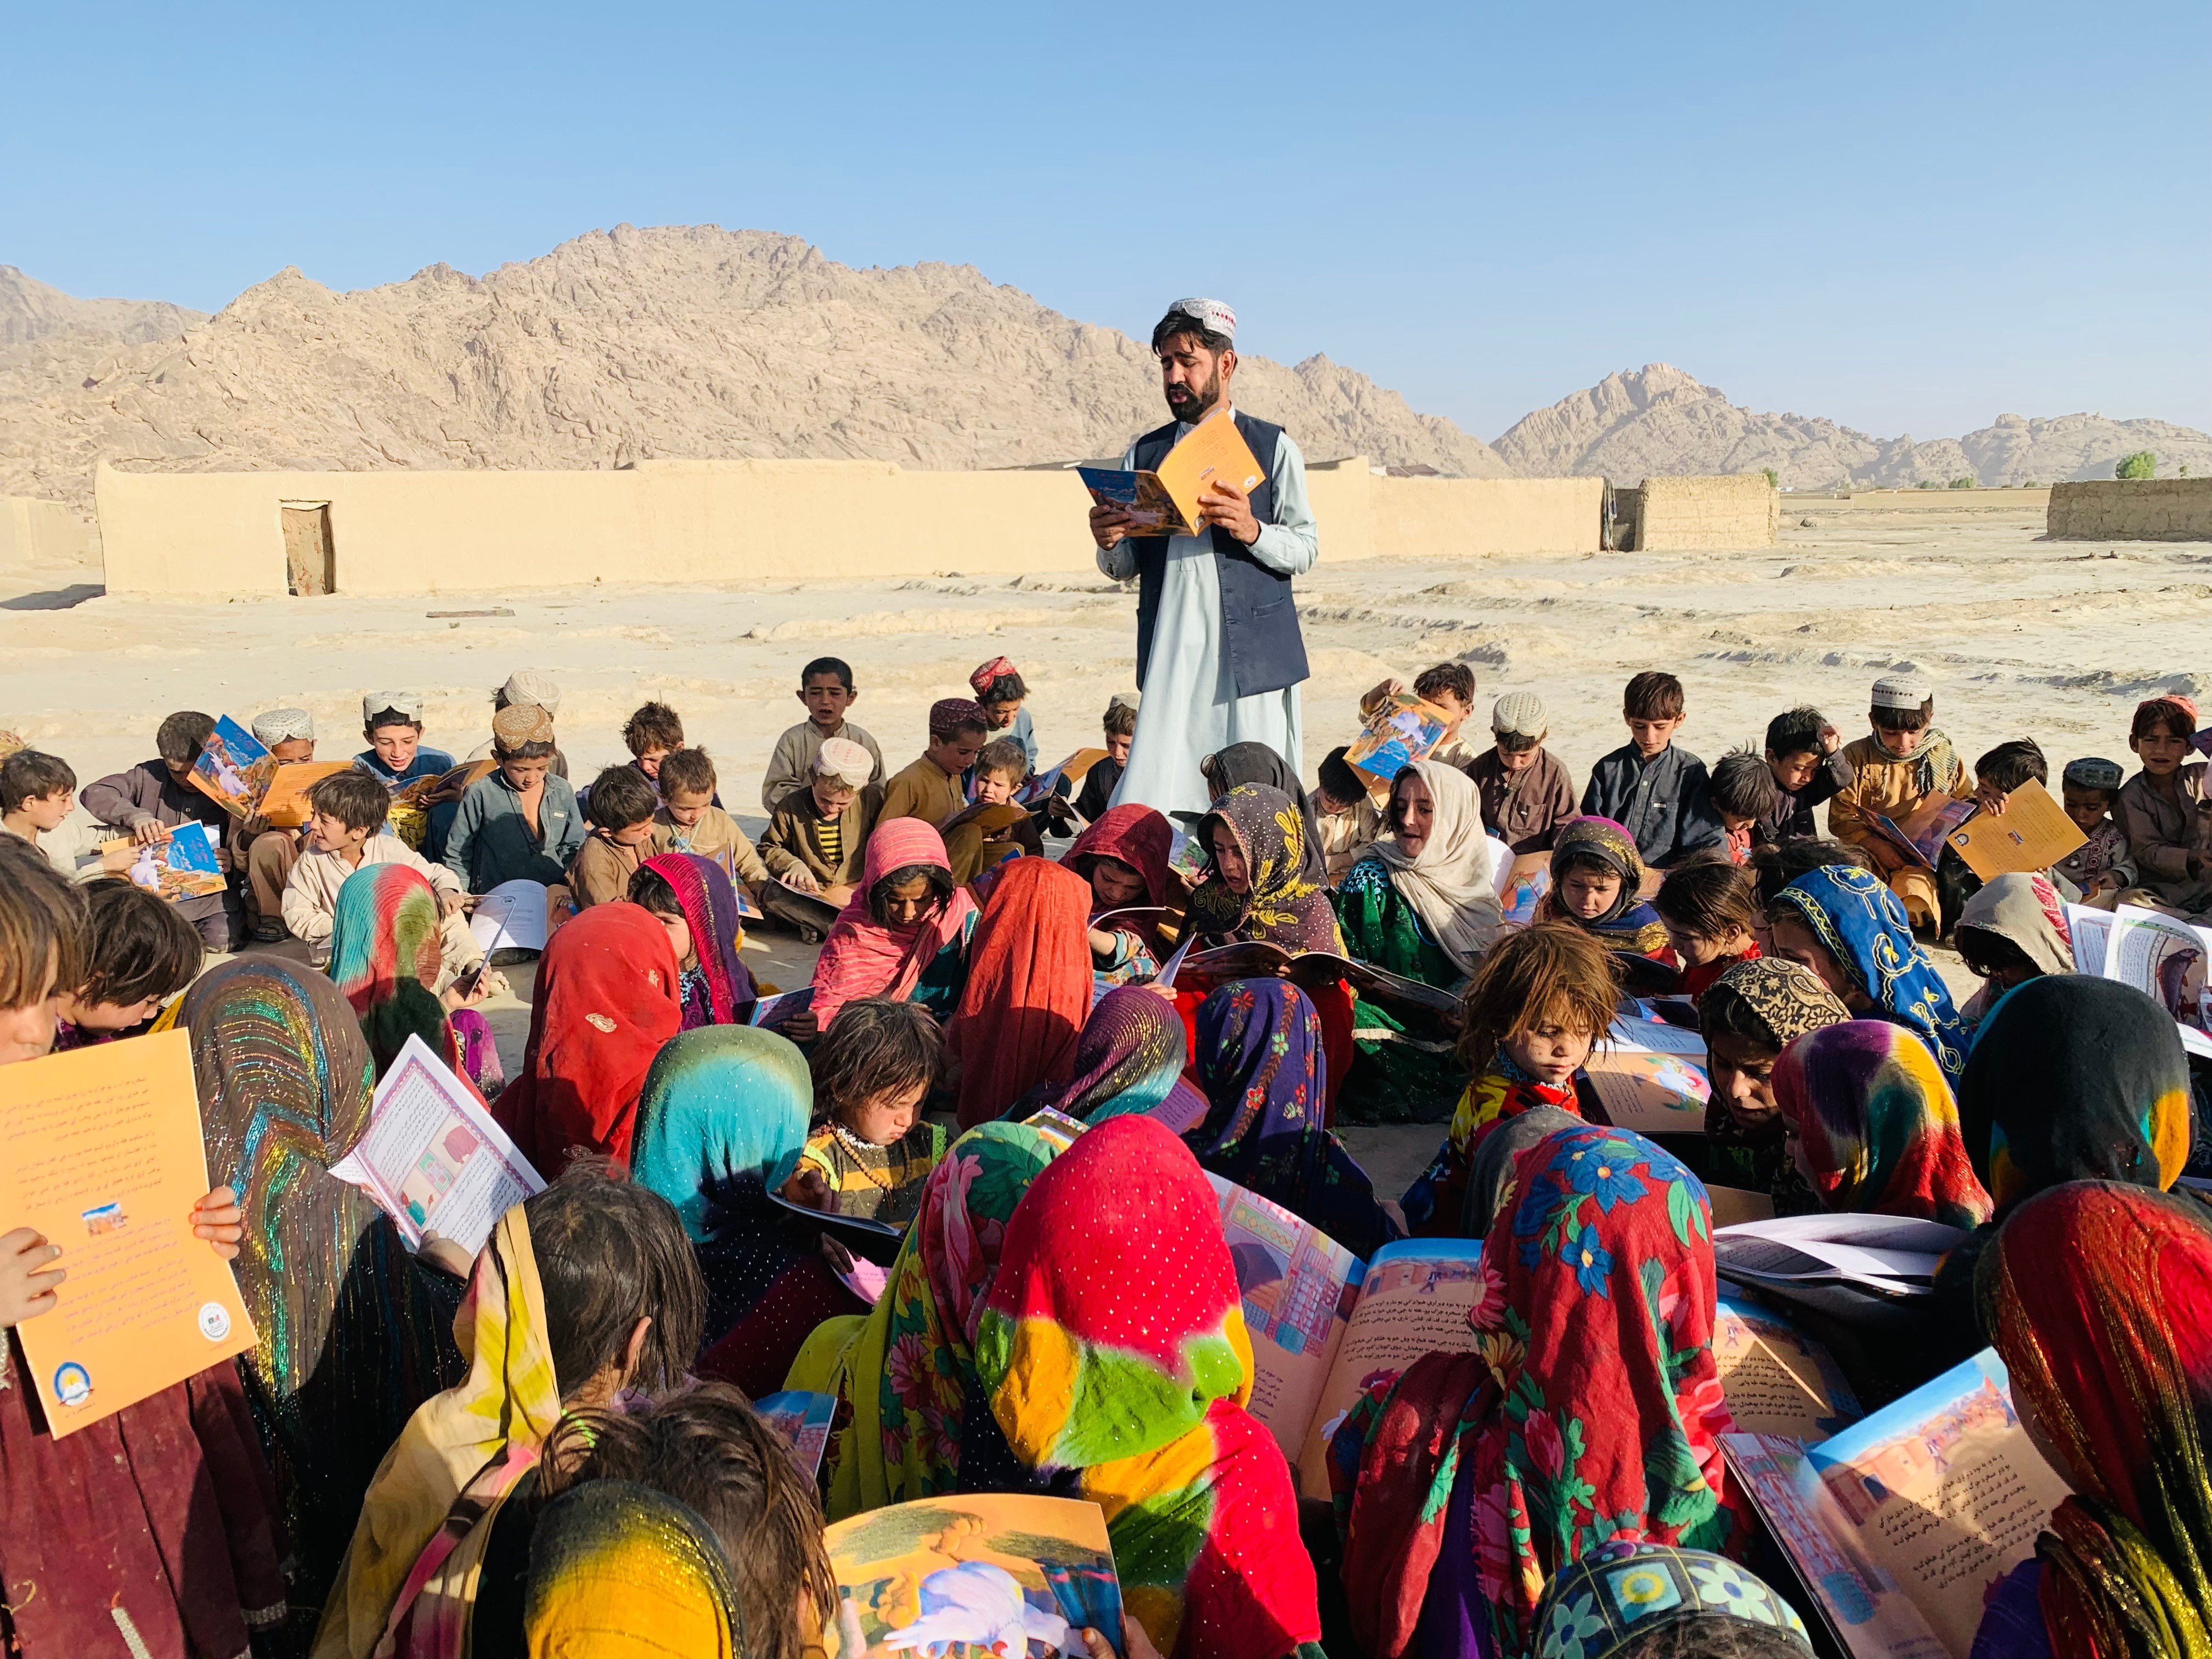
<box><xmin>1088</xmin><ymin>299</ymin><xmax>1320</xmax><ymax>817</ymax></box>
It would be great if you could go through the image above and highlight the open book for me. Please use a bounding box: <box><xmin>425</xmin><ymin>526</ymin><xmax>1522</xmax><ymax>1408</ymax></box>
<box><xmin>1724</xmin><ymin>1348</ymin><xmax>2072</xmax><ymax>1659</ymax></box>
<box><xmin>1019</xmin><ymin>748</ymin><xmax>1108</xmax><ymax>809</ymax></box>
<box><xmin>1345</xmin><ymin>692</ymin><xmax>1456</xmax><ymax>793</ymax></box>
<box><xmin>328</xmin><ymin>1034</ymin><xmax>545</xmax><ymax>1255</ymax></box>
<box><xmin>1494</xmin><ymin>850</ymin><xmax>1551</xmax><ymax>929</ymax></box>
<box><xmin>1942</xmin><ymin>778</ymin><xmax>2085</xmax><ymax>878</ymax></box>
<box><xmin>1172</xmin><ymin>939</ymin><xmax>1460</xmax><ymax>1016</ymax></box>
<box><xmin>1871</xmin><ymin>794</ymin><xmax>1980</xmax><ymax>870</ymax></box>
<box><xmin>1581</xmin><ymin>1012</ymin><xmax>1712</xmax><ymax>1136</ymax></box>
<box><xmin>2069</xmin><ymin>900</ymin><xmax>2212</xmax><ymax>1057</ymax></box>
<box><xmin>183</xmin><ymin>715</ymin><xmax>349</xmax><ymax>826</ymax></box>
<box><xmin>824</xmin><ymin>1493</ymin><xmax>1122</xmax><ymax>1659</ymax></box>
<box><xmin>753</xmin><ymin>1389</ymin><xmax>837</xmax><ymax>1482</ymax></box>
<box><xmin>104</xmin><ymin>820</ymin><xmax>226</xmax><ymax>903</ymax></box>
<box><xmin>389</xmin><ymin>757</ymin><xmax>496</xmax><ymax>808</ymax></box>
<box><xmin>1713</xmin><ymin>1212</ymin><xmax>1968</xmax><ymax>1300</ymax></box>
<box><xmin>468</xmin><ymin>878</ymin><xmax>552</xmax><ymax>956</ymax></box>
<box><xmin>1713</xmin><ymin>1291</ymin><xmax>1861</xmax><ymax>1442</ymax></box>
<box><xmin>1077</xmin><ymin>409</ymin><xmax>1266</xmax><ymax>540</ymax></box>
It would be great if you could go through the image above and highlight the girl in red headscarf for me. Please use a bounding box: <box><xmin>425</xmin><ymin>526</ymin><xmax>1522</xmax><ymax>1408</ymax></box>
<box><xmin>1064</xmin><ymin>802</ymin><xmax>1176</xmax><ymax>988</ymax></box>
<box><xmin>492</xmin><ymin>902</ymin><xmax>682</xmax><ymax>1175</ymax></box>
<box><xmin>944</xmin><ymin>857</ymin><xmax>1093</xmax><ymax>1128</ymax></box>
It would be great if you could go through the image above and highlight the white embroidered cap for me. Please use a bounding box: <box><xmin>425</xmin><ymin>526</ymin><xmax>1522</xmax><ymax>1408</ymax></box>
<box><xmin>1168</xmin><ymin>297</ymin><xmax>1237</xmax><ymax>341</ymax></box>
<box><xmin>1870</xmin><ymin>674</ymin><xmax>1932</xmax><ymax>711</ymax></box>
<box><xmin>251</xmin><ymin>707</ymin><xmax>314</xmax><ymax>744</ymax></box>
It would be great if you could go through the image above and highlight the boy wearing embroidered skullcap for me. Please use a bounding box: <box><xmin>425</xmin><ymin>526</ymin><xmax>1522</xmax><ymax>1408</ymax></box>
<box><xmin>1470</xmin><ymin>691</ymin><xmax>1577</xmax><ymax>853</ymax></box>
<box><xmin>761</xmin><ymin>737</ymin><xmax>882</xmax><ymax>904</ymax></box>
<box><xmin>1824</xmin><ymin>673</ymin><xmax>1972</xmax><ymax>928</ymax></box>
<box><xmin>462</xmin><ymin>669</ymin><xmax>570</xmax><ymax>780</ymax></box>
<box><xmin>2055</xmin><ymin>756</ymin><xmax>2134</xmax><ymax>907</ymax></box>
<box><xmin>879</xmin><ymin>699</ymin><xmax>989</xmax><ymax>829</ymax></box>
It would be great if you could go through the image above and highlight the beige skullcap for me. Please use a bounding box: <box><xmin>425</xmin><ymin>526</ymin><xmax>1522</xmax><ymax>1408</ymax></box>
<box><xmin>1109</xmin><ymin>690</ymin><xmax>1142</xmax><ymax>713</ymax></box>
<box><xmin>491</xmin><ymin>703</ymin><xmax>556</xmax><ymax>751</ymax></box>
<box><xmin>252</xmin><ymin>707</ymin><xmax>314</xmax><ymax>744</ymax></box>
<box><xmin>812</xmin><ymin>737</ymin><xmax>875</xmax><ymax>788</ymax></box>
<box><xmin>363</xmin><ymin>690</ymin><xmax>423</xmax><ymax>724</ymax></box>
<box><xmin>498</xmin><ymin>669</ymin><xmax>562</xmax><ymax>715</ymax></box>
<box><xmin>1870</xmin><ymin>674</ymin><xmax>1932</xmax><ymax>711</ymax></box>
<box><xmin>1491</xmin><ymin>692</ymin><xmax>1548</xmax><ymax>738</ymax></box>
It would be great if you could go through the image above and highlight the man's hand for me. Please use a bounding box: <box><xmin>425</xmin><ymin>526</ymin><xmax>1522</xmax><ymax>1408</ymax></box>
<box><xmin>1197</xmin><ymin>477</ymin><xmax>1260</xmax><ymax>545</ymax></box>
<box><xmin>1090</xmin><ymin>500</ymin><xmax>1135</xmax><ymax>552</ymax></box>
<box><xmin>0</xmin><ymin>1227</ymin><xmax>64</xmax><ymax>1325</ymax></box>
<box><xmin>191</xmin><ymin>1187</ymin><xmax>244</xmax><ymax>1260</ymax></box>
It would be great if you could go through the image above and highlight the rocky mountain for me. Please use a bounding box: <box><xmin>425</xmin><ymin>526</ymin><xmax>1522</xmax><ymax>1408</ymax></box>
<box><xmin>0</xmin><ymin>225</ymin><xmax>1511</xmax><ymax>510</ymax></box>
<box><xmin>1493</xmin><ymin>363</ymin><xmax>2212</xmax><ymax>489</ymax></box>
<box><xmin>0</xmin><ymin>266</ymin><xmax>205</xmax><ymax>357</ymax></box>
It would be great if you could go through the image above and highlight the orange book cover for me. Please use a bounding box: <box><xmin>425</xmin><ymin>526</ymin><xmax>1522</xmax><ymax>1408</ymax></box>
<box><xmin>257</xmin><ymin>760</ymin><xmax>353</xmax><ymax>827</ymax></box>
<box><xmin>0</xmin><ymin>1030</ymin><xmax>256</xmax><ymax>1435</ymax></box>
<box><xmin>1154</xmin><ymin>410</ymin><xmax>1267</xmax><ymax>534</ymax></box>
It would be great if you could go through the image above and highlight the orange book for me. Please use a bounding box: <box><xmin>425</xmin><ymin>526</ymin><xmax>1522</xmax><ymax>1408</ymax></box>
<box><xmin>0</xmin><ymin>1030</ymin><xmax>256</xmax><ymax>1435</ymax></box>
<box><xmin>1077</xmin><ymin>409</ymin><xmax>1268</xmax><ymax>538</ymax></box>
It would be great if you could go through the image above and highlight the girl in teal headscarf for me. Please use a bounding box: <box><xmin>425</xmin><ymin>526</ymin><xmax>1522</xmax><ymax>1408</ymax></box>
<box><xmin>628</xmin><ymin>1025</ymin><xmax>851</xmax><ymax>1396</ymax></box>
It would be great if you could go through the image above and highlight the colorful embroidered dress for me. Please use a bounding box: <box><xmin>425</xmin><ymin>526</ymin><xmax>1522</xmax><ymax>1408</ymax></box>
<box><xmin>974</xmin><ymin>1116</ymin><xmax>1322</xmax><ymax>1659</ymax></box>
<box><xmin>1401</xmin><ymin>1056</ymin><xmax>1585</xmax><ymax>1236</ymax></box>
<box><xmin>328</xmin><ymin>860</ymin><xmax>500</xmax><ymax>1095</ymax></box>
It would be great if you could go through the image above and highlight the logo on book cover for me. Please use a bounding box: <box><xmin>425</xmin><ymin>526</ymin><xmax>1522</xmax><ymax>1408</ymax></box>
<box><xmin>52</xmin><ymin>1362</ymin><xmax>91</xmax><ymax>1407</ymax></box>
<box><xmin>197</xmin><ymin>1302</ymin><xmax>232</xmax><ymax>1342</ymax></box>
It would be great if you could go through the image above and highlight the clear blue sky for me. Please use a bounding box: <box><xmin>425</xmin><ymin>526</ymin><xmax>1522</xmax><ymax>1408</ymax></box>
<box><xmin>5</xmin><ymin>1</ymin><xmax>2203</xmax><ymax>441</ymax></box>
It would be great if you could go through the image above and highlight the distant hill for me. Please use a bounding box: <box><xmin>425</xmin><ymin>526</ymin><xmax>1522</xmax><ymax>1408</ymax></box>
<box><xmin>1492</xmin><ymin>363</ymin><xmax>2212</xmax><ymax>489</ymax></box>
<box><xmin>0</xmin><ymin>225</ymin><xmax>1511</xmax><ymax>511</ymax></box>
<box><xmin>0</xmin><ymin>265</ymin><xmax>206</xmax><ymax>356</ymax></box>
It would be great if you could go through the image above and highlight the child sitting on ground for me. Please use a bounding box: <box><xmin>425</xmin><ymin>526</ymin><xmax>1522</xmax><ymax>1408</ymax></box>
<box><xmin>1468</xmin><ymin>691</ymin><xmax>1577</xmax><ymax>854</ymax></box>
<box><xmin>1537</xmin><ymin>815</ymin><xmax>1675</xmax><ymax>968</ymax></box>
<box><xmin>445</xmin><ymin>704</ymin><xmax>585</xmax><ymax>895</ymax></box>
<box><xmin>880</xmin><ymin>698</ymin><xmax>989</xmax><ymax>828</ymax></box>
<box><xmin>569</xmin><ymin>764</ymin><xmax>664</xmax><ymax>909</ymax></box>
<box><xmin>620</xmin><ymin>701</ymin><xmax>687</xmax><ymax>798</ymax></box>
<box><xmin>626</xmin><ymin>859</ymin><xmax>753</xmax><ymax>1029</ymax></box>
<box><xmin>0</xmin><ymin>747</ymin><xmax>77</xmax><ymax>876</ymax></box>
<box><xmin>1947</xmin><ymin>737</ymin><xmax>2053</xmax><ymax>921</ymax></box>
<box><xmin>1653</xmin><ymin>857</ymin><xmax>1762</xmax><ymax>997</ymax></box>
<box><xmin>240</xmin><ymin>707</ymin><xmax>316</xmax><ymax>942</ymax></box>
<box><xmin>1697</xmin><ymin>958</ymin><xmax>1844</xmax><ymax>1211</ymax></box>
<box><xmin>52</xmin><ymin>878</ymin><xmax>203</xmax><ymax>1049</ymax></box>
<box><xmin>783</xmin><ymin>996</ymin><xmax>947</xmax><ymax>1225</ymax></box>
<box><xmin>1760</xmin><ymin>706</ymin><xmax>1854</xmax><ymax>842</ymax></box>
<box><xmin>760</xmin><ymin>737</ymin><xmax>880</xmax><ymax>906</ymax></box>
<box><xmin>1070</xmin><ymin>692</ymin><xmax>1139</xmax><ymax>823</ymax></box>
<box><xmin>760</xmin><ymin>656</ymin><xmax>885</xmax><ymax>812</ymax></box>
<box><xmin>1314</xmin><ymin>746</ymin><xmax>1386</xmax><ymax>884</ymax></box>
<box><xmin>287</xmin><ymin>770</ymin><xmax>479</xmax><ymax>971</ymax></box>
<box><xmin>1707</xmin><ymin>751</ymin><xmax>1779</xmax><ymax>865</ymax></box>
<box><xmin>1825</xmin><ymin>674</ymin><xmax>1973</xmax><ymax>929</ymax></box>
<box><xmin>80</xmin><ymin>709</ymin><xmax>243</xmax><ymax>950</ymax></box>
<box><xmin>944</xmin><ymin>738</ymin><xmax>1041</xmax><ymax>884</ymax></box>
<box><xmin>1360</xmin><ymin>662</ymin><xmax>1481</xmax><ymax>769</ymax></box>
<box><xmin>2055</xmin><ymin>756</ymin><xmax>2134</xmax><ymax>907</ymax></box>
<box><xmin>652</xmin><ymin>747</ymin><xmax>771</xmax><ymax>902</ymax></box>
<box><xmin>1400</xmin><ymin>923</ymin><xmax>1615</xmax><ymax>1237</ymax></box>
<box><xmin>969</xmin><ymin>656</ymin><xmax>1036</xmax><ymax>770</ymax></box>
<box><xmin>2117</xmin><ymin>695</ymin><xmax>2210</xmax><ymax>913</ymax></box>
<box><xmin>1580</xmin><ymin>670</ymin><xmax>1725</xmax><ymax>868</ymax></box>
<box><xmin>356</xmin><ymin>692</ymin><xmax>459</xmax><ymax>856</ymax></box>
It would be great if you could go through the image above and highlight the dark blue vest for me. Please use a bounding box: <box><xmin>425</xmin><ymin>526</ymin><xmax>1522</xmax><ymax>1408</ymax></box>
<box><xmin>1129</xmin><ymin>410</ymin><xmax>1311</xmax><ymax>699</ymax></box>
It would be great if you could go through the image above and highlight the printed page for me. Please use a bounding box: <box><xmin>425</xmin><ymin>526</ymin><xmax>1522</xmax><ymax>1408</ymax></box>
<box><xmin>1205</xmin><ymin>1173</ymin><xmax>1361</xmax><ymax>1467</ymax></box>
<box><xmin>1944</xmin><ymin>779</ymin><xmax>2085</xmax><ymax>879</ymax></box>
<box><xmin>1154</xmin><ymin>409</ymin><xmax>1266</xmax><ymax>532</ymax></box>
<box><xmin>2103</xmin><ymin>904</ymin><xmax>2212</xmax><ymax>1056</ymax></box>
<box><xmin>1345</xmin><ymin>693</ymin><xmax>1452</xmax><ymax>787</ymax></box>
<box><xmin>0</xmin><ymin>1030</ymin><xmax>257</xmax><ymax>1435</ymax></box>
<box><xmin>2065</xmin><ymin>903</ymin><xmax>2111</xmax><ymax>977</ymax></box>
<box><xmin>1705</xmin><ymin>1184</ymin><xmax>1776</xmax><ymax>1227</ymax></box>
<box><xmin>1582</xmin><ymin>1047</ymin><xmax>1711</xmax><ymax>1136</ymax></box>
<box><xmin>328</xmin><ymin>1035</ymin><xmax>545</xmax><ymax>1254</ymax></box>
<box><xmin>188</xmin><ymin>714</ymin><xmax>272</xmax><ymax>820</ymax></box>
<box><xmin>753</xmin><ymin>1390</ymin><xmax>838</xmax><ymax>1482</ymax></box>
<box><xmin>469</xmin><ymin>877</ymin><xmax>551</xmax><ymax>954</ymax></box>
<box><xmin>825</xmin><ymin>1493</ymin><xmax>1121</xmax><ymax>1659</ymax></box>
<box><xmin>1497</xmin><ymin>853</ymin><xmax>1550</xmax><ymax>928</ymax></box>
<box><xmin>1077</xmin><ymin>465</ymin><xmax>1190</xmax><ymax>535</ymax></box>
<box><xmin>257</xmin><ymin>760</ymin><xmax>352</xmax><ymax>827</ymax></box>
<box><xmin>1713</xmin><ymin>1292</ymin><xmax>1861</xmax><ymax>1440</ymax></box>
<box><xmin>1807</xmin><ymin>1350</ymin><xmax>2073</xmax><ymax>1659</ymax></box>
<box><xmin>1721</xmin><ymin>1433</ymin><xmax>1949</xmax><ymax>1659</ymax></box>
<box><xmin>1714</xmin><ymin>1213</ymin><xmax>1965</xmax><ymax>1295</ymax></box>
<box><xmin>1605</xmin><ymin>1014</ymin><xmax>1709</xmax><ymax>1056</ymax></box>
<box><xmin>1295</xmin><ymin>1238</ymin><xmax>1485</xmax><ymax>1497</ymax></box>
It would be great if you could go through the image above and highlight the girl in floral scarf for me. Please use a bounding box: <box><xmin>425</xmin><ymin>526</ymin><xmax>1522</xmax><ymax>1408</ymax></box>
<box><xmin>1334</xmin><ymin>1121</ymin><xmax>1746</xmax><ymax>1659</ymax></box>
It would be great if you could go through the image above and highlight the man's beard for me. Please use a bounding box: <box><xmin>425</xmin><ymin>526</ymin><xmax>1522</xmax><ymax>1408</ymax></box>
<box><xmin>1165</xmin><ymin>369</ymin><xmax>1221</xmax><ymax>422</ymax></box>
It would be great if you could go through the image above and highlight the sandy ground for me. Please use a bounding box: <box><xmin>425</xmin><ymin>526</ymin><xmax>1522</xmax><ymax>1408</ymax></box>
<box><xmin>6</xmin><ymin>499</ymin><xmax>2186</xmax><ymax>1193</ymax></box>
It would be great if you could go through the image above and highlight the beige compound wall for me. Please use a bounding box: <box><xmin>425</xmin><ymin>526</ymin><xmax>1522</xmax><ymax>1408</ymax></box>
<box><xmin>0</xmin><ymin>496</ymin><xmax>95</xmax><ymax>572</ymax></box>
<box><xmin>1637</xmin><ymin>474</ymin><xmax>1779</xmax><ymax>550</ymax></box>
<box><xmin>93</xmin><ymin>458</ymin><xmax>1606</xmax><ymax>596</ymax></box>
<box><xmin>2047</xmin><ymin>479</ymin><xmax>2212</xmax><ymax>541</ymax></box>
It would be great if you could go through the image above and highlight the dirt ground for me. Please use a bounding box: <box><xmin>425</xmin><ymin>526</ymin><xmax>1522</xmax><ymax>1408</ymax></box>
<box><xmin>7</xmin><ymin>498</ymin><xmax>2179</xmax><ymax>1195</ymax></box>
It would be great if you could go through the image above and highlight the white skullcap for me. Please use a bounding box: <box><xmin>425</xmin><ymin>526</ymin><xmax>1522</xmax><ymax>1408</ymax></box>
<box><xmin>363</xmin><ymin>690</ymin><xmax>423</xmax><ymax>724</ymax></box>
<box><xmin>1167</xmin><ymin>297</ymin><xmax>1237</xmax><ymax>341</ymax></box>
<box><xmin>1109</xmin><ymin>690</ymin><xmax>1142</xmax><ymax>712</ymax></box>
<box><xmin>1490</xmin><ymin>692</ymin><xmax>1548</xmax><ymax>738</ymax></box>
<box><xmin>812</xmin><ymin>737</ymin><xmax>875</xmax><ymax>787</ymax></box>
<box><xmin>498</xmin><ymin>669</ymin><xmax>562</xmax><ymax>715</ymax></box>
<box><xmin>1870</xmin><ymin>674</ymin><xmax>1932</xmax><ymax>711</ymax></box>
<box><xmin>251</xmin><ymin>707</ymin><xmax>314</xmax><ymax>744</ymax></box>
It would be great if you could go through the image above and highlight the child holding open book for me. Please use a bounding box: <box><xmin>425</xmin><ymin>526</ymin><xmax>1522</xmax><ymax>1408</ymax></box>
<box><xmin>1826</xmin><ymin>674</ymin><xmax>1973</xmax><ymax>928</ymax></box>
<box><xmin>1400</xmin><ymin>922</ymin><xmax>1613</xmax><ymax>1236</ymax></box>
<box><xmin>80</xmin><ymin>709</ymin><xmax>242</xmax><ymax>950</ymax></box>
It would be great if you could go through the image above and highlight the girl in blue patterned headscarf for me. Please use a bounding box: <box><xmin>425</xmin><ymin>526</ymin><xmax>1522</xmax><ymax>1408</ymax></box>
<box><xmin>1767</xmin><ymin>863</ymin><xmax>1967</xmax><ymax>1084</ymax></box>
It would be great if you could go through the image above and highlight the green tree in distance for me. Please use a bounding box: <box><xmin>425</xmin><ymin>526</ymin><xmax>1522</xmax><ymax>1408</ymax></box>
<box><xmin>2115</xmin><ymin>450</ymin><xmax>2157</xmax><ymax>479</ymax></box>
